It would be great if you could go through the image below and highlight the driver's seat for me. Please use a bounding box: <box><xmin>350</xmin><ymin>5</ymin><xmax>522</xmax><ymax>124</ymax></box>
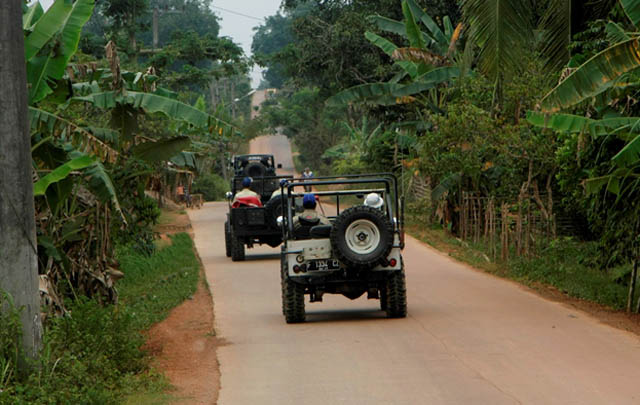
<box><xmin>294</xmin><ymin>216</ymin><xmax>320</xmax><ymax>239</ymax></box>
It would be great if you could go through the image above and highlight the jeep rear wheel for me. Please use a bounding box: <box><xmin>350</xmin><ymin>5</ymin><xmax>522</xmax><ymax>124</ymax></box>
<box><xmin>282</xmin><ymin>274</ymin><xmax>305</xmax><ymax>323</ymax></box>
<box><xmin>224</xmin><ymin>220</ymin><xmax>232</xmax><ymax>257</ymax></box>
<box><xmin>385</xmin><ymin>267</ymin><xmax>407</xmax><ymax>318</ymax></box>
<box><xmin>330</xmin><ymin>205</ymin><xmax>393</xmax><ymax>268</ymax></box>
<box><xmin>231</xmin><ymin>229</ymin><xmax>245</xmax><ymax>261</ymax></box>
<box><xmin>264</xmin><ymin>194</ymin><xmax>284</xmax><ymax>229</ymax></box>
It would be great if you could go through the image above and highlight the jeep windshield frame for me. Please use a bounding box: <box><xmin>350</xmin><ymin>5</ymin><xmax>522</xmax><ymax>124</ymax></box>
<box><xmin>280</xmin><ymin>173</ymin><xmax>404</xmax><ymax>246</ymax></box>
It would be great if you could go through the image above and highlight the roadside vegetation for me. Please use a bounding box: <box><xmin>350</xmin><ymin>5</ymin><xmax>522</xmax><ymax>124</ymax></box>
<box><xmin>251</xmin><ymin>0</ymin><xmax>640</xmax><ymax>314</ymax></box>
<box><xmin>0</xmin><ymin>231</ymin><xmax>199</xmax><ymax>404</ymax></box>
<box><xmin>2</xmin><ymin>0</ymin><xmax>244</xmax><ymax>401</ymax></box>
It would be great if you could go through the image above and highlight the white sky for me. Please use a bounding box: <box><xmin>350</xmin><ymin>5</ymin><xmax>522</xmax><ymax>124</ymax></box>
<box><xmin>37</xmin><ymin>0</ymin><xmax>283</xmax><ymax>88</ymax></box>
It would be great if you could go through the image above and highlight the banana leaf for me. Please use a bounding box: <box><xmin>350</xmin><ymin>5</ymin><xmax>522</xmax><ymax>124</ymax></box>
<box><xmin>132</xmin><ymin>136</ymin><xmax>191</xmax><ymax>163</ymax></box>
<box><xmin>83</xmin><ymin>160</ymin><xmax>124</xmax><ymax>221</ymax></box>
<box><xmin>402</xmin><ymin>0</ymin><xmax>426</xmax><ymax>49</ymax></box>
<box><xmin>365</xmin><ymin>31</ymin><xmax>418</xmax><ymax>78</ymax></box>
<box><xmin>527</xmin><ymin>111</ymin><xmax>640</xmax><ymax>137</ymax></box>
<box><xmin>23</xmin><ymin>2</ymin><xmax>44</xmax><ymax>30</ymax></box>
<box><xmin>29</xmin><ymin>106</ymin><xmax>119</xmax><ymax>162</ymax></box>
<box><xmin>612</xmin><ymin>134</ymin><xmax>640</xmax><ymax>167</ymax></box>
<box><xmin>74</xmin><ymin>90</ymin><xmax>232</xmax><ymax>132</ymax></box>
<box><xmin>605</xmin><ymin>22</ymin><xmax>630</xmax><ymax>44</ymax></box>
<box><xmin>540</xmin><ymin>39</ymin><xmax>640</xmax><ymax>112</ymax></box>
<box><xmin>432</xmin><ymin>172</ymin><xmax>461</xmax><ymax>201</ymax></box>
<box><xmin>34</xmin><ymin>155</ymin><xmax>96</xmax><ymax>196</ymax></box>
<box><xmin>406</xmin><ymin>0</ymin><xmax>448</xmax><ymax>51</ymax></box>
<box><xmin>170</xmin><ymin>151</ymin><xmax>198</xmax><ymax>168</ymax></box>
<box><xmin>25</xmin><ymin>0</ymin><xmax>94</xmax><ymax>104</ymax></box>
<box><xmin>621</xmin><ymin>0</ymin><xmax>640</xmax><ymax>28</ymax></box>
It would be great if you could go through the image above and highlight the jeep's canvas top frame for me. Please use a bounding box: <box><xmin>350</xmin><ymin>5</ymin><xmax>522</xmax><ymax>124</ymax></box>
<box><xmin>279</xmin><ymin>173</ymin><xmax>404</xmax><ymax>246</ymax></box>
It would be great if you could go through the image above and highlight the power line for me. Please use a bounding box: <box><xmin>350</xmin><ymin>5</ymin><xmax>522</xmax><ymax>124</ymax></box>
<box><xmin>211</xmin><ymin>5</ymin><xmax>263</xmax><ymax>22</ymax></box>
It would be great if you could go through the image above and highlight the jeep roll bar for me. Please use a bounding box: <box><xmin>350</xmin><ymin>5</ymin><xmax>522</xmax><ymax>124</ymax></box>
<box><xmin>229</xmin><ymin>175</ymin><xmax>293</xmax><ymax>202</ymax></box>
<box><xmin>278</xmin><ymin>174</ymin><xmax>404</xmax><ymax>247</ymax></box>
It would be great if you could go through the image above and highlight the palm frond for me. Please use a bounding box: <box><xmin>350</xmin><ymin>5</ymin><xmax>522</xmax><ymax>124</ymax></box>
<box><xmin>461</xmin><ymin>0</ymin><xmax>532</xmax><ymax>80</ymax></box>
<box><xmin>539</xmin><ymin>0</ymin><xmax>572</xmax><ymax>70</ymax></box>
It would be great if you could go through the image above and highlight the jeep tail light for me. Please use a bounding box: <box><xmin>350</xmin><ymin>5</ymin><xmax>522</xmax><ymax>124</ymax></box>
<box><xmin>293</xmin><ymin>265</ymin><xmax>301</xmax><ymax>273</ymax></box>
<box><xmin>389</xmin><ymin>258</ymin><xmax>397</xmax><ymax>267</ymax></box>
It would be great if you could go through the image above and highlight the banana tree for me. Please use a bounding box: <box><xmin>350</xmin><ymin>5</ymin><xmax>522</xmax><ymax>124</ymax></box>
<box><xmin>328</xmin><ymin>0</ymin><xmax>464</xmax><ymax>108</ymax></box>
<box><xmin>531</xmin><ymin>0</ymin><xmax>640</xmax><ymax>196</ymax></box>
<box><xmin>23</xmin><ymin>0</ymin><xmax>238</xmax><ymax>308</ymax></box>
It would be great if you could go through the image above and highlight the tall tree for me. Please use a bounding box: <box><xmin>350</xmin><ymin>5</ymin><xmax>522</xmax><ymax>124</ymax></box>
<box><xmin>0</xmin><ymin>0</ymin><xmax>43</xmax><ymax>360</ymax></box>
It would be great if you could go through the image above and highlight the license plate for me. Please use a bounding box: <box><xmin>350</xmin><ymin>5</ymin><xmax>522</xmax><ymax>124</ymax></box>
<box><xmin>307</xmin><ymin>259</ymin><xmax>340</xmax><ymax>271</ymax></box>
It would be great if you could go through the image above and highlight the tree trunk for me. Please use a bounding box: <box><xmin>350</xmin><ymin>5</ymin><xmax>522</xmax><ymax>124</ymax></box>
<box><xmin>0</xmin><ymin>1</ymin><xmax>43</xmax><ymax>360</ymax></box>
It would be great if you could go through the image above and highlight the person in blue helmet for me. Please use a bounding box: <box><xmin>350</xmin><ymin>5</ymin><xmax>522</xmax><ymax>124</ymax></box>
<box><xmin>270</xmin><ymin>178</ymin><xmax>289</xmax><ymax>199</ymax></box>
<box><xmin>293</xmin><ymin>193</ymin><xmax>330</xmax><ymax>229</ymax></box>
<box><xmin>232</xmin><ymin>177</ymin><xmax>261</xmax><ymax>206</ymax></box>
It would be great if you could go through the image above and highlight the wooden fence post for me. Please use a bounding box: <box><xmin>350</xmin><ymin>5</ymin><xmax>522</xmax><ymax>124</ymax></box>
<box><xmin>628</xmin><ymin>259</ymin><xmax>638</xmax><ymax>313</ymax></box>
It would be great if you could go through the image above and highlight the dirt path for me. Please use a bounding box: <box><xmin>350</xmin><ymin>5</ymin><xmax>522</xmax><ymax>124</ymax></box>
<box><xmin>186</xmin><ymin>135</ymin><xmax>640</xmax><ymax>405</ymax></box>
<box><xmin>145</xmin><ymin>209</ymin><xmax>220</xmax><ymax>405</ymax></box>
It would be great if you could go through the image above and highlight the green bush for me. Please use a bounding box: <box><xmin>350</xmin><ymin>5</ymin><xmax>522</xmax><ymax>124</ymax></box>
<box><xmin>192</xmin><ymin>173</ymin><xmax>228</xmax><ymax>201</ymax></box>
<box><xmin>0</xmin><ymin>233</ymin><xmax>200</xmax><ymax>404</ymax></box>
<box><xmin>0</xmin><ymin>292</ymin><xmax>21</xmax><ymax>393</ymax></box>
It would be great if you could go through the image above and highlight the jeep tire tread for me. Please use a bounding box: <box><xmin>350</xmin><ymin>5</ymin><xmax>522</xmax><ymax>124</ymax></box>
<box><xmin>224</xmin><ymin>220</ymin><xmax>232</xmax><ymax>257</ymax></box>
<box><xmin>330</xmin><ymin>205</ymin><xmax>394</xmax><ymax>269</ymax></box>
<box><xmin>264</xmin><ymin>194</ymin><xmax>284</xmax><ymax>229</ymax></box>
<box><xmin>385</xmin><ymin>267</ymin><xmax>407</xmax><ymax>318</ymax></box>
<box><xmin>280</xmin><ymin>256</ymin><xmax>287</xmax><ymax>315</ymax></box>
<box><xmin>230</xmin><ymin>229</ymin><xmax>245</xmax><ymax>261</ymax></box>
<box><xmin>282</xmin><ymin>274</ymin><xmax>305</xmax><ymax>323</ymax></box>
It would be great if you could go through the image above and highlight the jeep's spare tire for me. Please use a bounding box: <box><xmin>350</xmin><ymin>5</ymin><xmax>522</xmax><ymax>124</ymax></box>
<box><xmin>330</xmin><ymin>205</ymin><xmax>393</xmax><ymax>268</ymax></box>
<box><xmin>264</xmin><ymin>194</ymin><xmax>284</xmax><ymax>228</ymax></box>
<box><xmin>244</xmin><ymin>161</ymin><xmax>267</xmax><ymax>178</ymax></box>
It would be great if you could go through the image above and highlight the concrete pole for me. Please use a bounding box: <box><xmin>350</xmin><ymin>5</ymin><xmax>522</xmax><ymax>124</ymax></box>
<box><xmin>0</xmin><ymin>1</ymin><xmax>43</xmax><ymax>360</ymax></box>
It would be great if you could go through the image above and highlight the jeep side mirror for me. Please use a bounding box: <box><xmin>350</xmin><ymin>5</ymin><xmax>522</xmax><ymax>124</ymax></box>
<box><xmin>225</xmin><ymin>191</ymin><xmax>233</xmax><ymax>200</ymax></box>
<box><xmin>277</xmin><ymin>163</ymin><xmax>282</xmax><ymax>169</ymax></box>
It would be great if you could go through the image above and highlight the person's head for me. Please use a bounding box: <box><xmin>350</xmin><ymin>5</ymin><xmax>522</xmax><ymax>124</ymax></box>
<box><xmin>302</xmin><ymin>193</ymin><xmax>317</xmax><ymax>209</ymax></box>
<box><xmin>304</xmin><ymin>167</ymin><xmax>310</xmax><ymax>173</ymax></box>
<box><xmin>242</xmin><ymin>177</ymin><xmax>253</xmax><ymax>188</ymax></box>
<box><xmin>364</xmin><ymin>193</ymin><xmax>384</xmax><ymax>209</ymax></box>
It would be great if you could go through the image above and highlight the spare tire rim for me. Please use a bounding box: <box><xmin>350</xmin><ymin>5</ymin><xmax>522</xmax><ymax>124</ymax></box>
<box><xmin>345</xmin><ymin>219</ymin><xmax>381</xmax><ymax>255</ymax></box>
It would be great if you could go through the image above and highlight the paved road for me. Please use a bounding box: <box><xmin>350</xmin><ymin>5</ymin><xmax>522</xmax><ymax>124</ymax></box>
<box><xmin>189</xmin><ymin>135</ymin><xmax>640</xmax><ymax>405</ymax></box>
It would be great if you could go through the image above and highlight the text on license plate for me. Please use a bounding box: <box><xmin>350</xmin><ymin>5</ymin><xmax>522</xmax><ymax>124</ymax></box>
<box><xmin>308</xmin><ymin>259</ymin><xmax>340</xmax><ymax>271</ymax></box>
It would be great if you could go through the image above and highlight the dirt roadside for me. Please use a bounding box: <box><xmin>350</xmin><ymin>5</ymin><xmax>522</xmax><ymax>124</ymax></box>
<box><xmin>145</xmin><ymin>208</ymin><xmax>221</xmax><ymax>405</ymax></box>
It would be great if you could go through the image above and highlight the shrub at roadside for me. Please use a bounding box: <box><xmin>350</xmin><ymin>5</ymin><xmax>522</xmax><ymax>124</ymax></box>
<box><xmin>0</xmin><ymin>233</ymin><xmax>200</xmax><ymax>404</ymax></box>
<box><xmin>192</xmin><ymin>173</ymin><xmax>228</xmax><ymax>202</ymax></box>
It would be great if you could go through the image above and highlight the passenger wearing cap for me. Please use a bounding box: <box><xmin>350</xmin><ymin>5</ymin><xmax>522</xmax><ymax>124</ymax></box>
<box><xmin>293</xmin><ymin>193</ymin><xmax>330</xmax><ymax>230</ymax></box>
<box><xmin>232</xmin><ymin>177</ymin><xmax>262</xmax><ymax>207</ymax></box>
<box><xmin>364</xmin><ymin>192</ymin><xmax>384</xmax><ymax>209</ymax></box>
<box><xmin>270</xmin><ymin>178</ymin><xmax>288</xmax><ymax>199</ymax></box>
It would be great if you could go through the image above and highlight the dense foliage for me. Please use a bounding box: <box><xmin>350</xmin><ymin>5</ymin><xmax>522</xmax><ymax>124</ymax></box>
<box><xmin>253</xmin><ymin>0</ymin><xmax>640</xmax><ymax>274</ymax></box>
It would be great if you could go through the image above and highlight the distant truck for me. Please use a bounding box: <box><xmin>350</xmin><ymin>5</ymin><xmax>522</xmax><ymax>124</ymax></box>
<box><xmin>224</xmin><ymin>154</ymin><xmax>292</xmax><ymax>261</ymax></box>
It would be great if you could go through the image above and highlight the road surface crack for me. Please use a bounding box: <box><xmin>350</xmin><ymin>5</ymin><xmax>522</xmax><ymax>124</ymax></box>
<box><xmin>408</xmin><ymin>313</ymin><xmax>523</xmax><ymax>405</ymax></box>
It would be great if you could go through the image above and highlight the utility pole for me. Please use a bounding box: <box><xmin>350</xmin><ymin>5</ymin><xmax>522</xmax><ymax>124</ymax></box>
<box><xmin>0</xmin><ymin>1</ymin><xmax>43</xmax><ymax>360</ymax></box>
<box><xmin>151</xmin><ymin>6</ymin><xmax>184</xmax><ymax>51</ymax></box>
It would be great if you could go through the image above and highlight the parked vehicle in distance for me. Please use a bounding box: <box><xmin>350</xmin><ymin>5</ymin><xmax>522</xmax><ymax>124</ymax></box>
<box><xmin>279</xmin><ymin>173</ymin><xmax>407</xmax><ymax>323</ymax></box>
<box><xmin>224</xmin><ymin>154</ymin><xmax>291</xmax><ymax>261</ymax></box>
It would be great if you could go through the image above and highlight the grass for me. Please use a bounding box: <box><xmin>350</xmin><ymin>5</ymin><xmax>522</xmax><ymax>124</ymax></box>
<box><xmin>0</xmin><ymin>233</ymin><xmax>201</xmax><ymax>405</ymax></box>
<box><xmin>406</xmin><ymin>216</ymin><xmax>635</xmax><ymax>311</ymax></box>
